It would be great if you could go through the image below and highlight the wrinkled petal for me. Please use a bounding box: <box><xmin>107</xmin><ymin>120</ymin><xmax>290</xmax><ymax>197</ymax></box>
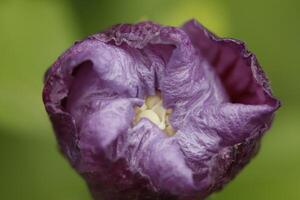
<box><xmin>182</xmin><ymin>19</ymin><xmax>278</xmax><ymax>106</ymax></box>
<box><xmin>116</xmin><ymin>120</ymin><xmax>195</xmax><ymax>195</ymax></box>
<box><xmin>43</xmin><ymin>19</ymin><xmax>280</xmax><ymax>200</ymax></box>
<box><xmin>176</xmin><ymin>103</ymin><xmax>274</xmax><ymax>196</ymax></box>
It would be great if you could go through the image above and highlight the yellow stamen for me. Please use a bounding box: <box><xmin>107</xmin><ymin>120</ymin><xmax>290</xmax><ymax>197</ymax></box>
<box><xmin>133</xmin><ymin>92</ymin><xmax>176</xmax><ymax>136</ymax></box>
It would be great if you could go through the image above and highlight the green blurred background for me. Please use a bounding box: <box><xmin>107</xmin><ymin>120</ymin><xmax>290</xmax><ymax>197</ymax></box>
<box><xmin>0</xmin><ymin>0</ymin><xmax>299</xmax><ymax>199</ymax></box>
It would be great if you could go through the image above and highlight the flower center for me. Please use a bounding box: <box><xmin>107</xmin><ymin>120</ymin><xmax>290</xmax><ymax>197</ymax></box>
<box><xmin>133</xmin><ymin>92</ymin><xmax>176</xmax><ymax>136</ymax></box>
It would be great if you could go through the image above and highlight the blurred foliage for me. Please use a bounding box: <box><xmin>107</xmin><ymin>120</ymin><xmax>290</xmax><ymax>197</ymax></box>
<box><xmin>0</xmin><ymin>0</ymin><xmax>299</xmax><ymax>199</ymax></box>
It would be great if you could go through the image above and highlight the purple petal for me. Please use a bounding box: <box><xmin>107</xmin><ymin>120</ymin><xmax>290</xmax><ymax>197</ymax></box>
<box><xmin>182</xmin><ymin>19</ymin><xmax>279</xmax><ymax>106</ymax></box>
<box><xmin>43</xmin><ymin>19</ymin><xmax>280</xmax><ymax>200</ymax></box>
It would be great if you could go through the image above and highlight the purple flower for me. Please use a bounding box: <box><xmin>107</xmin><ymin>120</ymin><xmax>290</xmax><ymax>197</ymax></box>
<box><xmin>43</xmin><ymin>19</ymin><xmax>280</xmax><ymax>200</ymax></box>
